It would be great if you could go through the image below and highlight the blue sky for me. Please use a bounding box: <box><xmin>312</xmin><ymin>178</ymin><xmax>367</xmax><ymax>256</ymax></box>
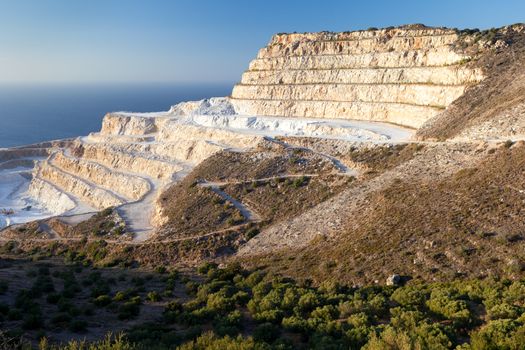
<box><xmin>0</xmin><ymin>0</ymin><xmax>523</xmax><ymax>84</ymax></box>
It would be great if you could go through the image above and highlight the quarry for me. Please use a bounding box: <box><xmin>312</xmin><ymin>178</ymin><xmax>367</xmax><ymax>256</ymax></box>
<box><xmin>0</xmin><ymin>26</ymin><xmax>482</xmax><ymax>231</ymax></box>
<box><xmin>4</xmin><ymin>22</ymin><xmax>525</xmax><ymax>348</ymax></box>
<box><xmin>1</xmin><ymin>23</ymin><xmax>525</xmax><ymax>284</ymax></box>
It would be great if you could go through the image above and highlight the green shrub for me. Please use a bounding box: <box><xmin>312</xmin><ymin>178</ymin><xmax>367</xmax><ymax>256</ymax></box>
<box><xmin>118</xmin><ymin>301</ymin><xmax>140</xmax><ymax>320</ymax></box>
<box><xmin>253</xmin><ymin>322</ymin><xmax>280</xmax><ymax>343</ymax></box>
<box><xmin>93</xmin><ymin>295</ymin><xmax>112</xmax><ymax>307</ymax></box>
<box><xmin>155</xmin><ymin>266</ymin><xmax>167</xmax><ymax>274</ymax></box>
<box><xmin>15</xmin><ymin>290</ymin><xmax>39</xmax><ymax>311</ymax></box>
<box><xmin>232</xmin><ymin>290</ymin><xmax>250</xmax><ymax>305</ymax></box>
<box><xmin>168</xmin><ymin>270</ymin><xmax>179</xmax><ymax>280</ymax></box>
<box><xmin>62</xmin><ymin>284</ymin><xmax>81</xmax><ymax>299</ymax></box>
<box><xmin>292</xmin><ymin>176</ymin><xmax>308</xmax><ymax>188</ymax></box>
<box><xmin>113</xmin><ymin>291</ymin><xmax>128</xmax><ymax>302</ymax></box>
<box><xmin>46</xmin><ymin>293</ymin><xmax>61</xmax><ymax>304</ymax></box>
<box><xmin>22</xmin><ymin>312</ymin><xmax>43</xmax><ymax>330</ymax></box>
<box><xmin>198</xmin><ymin>262</ymin><xmax>218</xmax><ymax>275</ymax></box>
<box><xmin>177</xmin><ymin>332</ymin><xmax>263</xmax><ymax>350</ymax></box>
<box><xmin>310</xmin><ymin>305</ymin><xmax>338</xmax><ymax>321</ymax></box>
<box><xmin>57</xmin><ymin>298</ymin><xmax>77</xmax><ymax>315</ymax></box>
<box><xmin>282</xmin><ymin>315</ymin><xmax>308</xmax><ymax>333</ymax></box>
<box><xmin>391</xmin><ymin>286</ymin><xmax>428</xmax><ymax>309</ymax></box>
<box><xmin>345</xmin><ymin>325</ymin><xmax>372</xmax><ymax>349</ymax></box>
<box><xmin>82</xmin><ymin>305</ymin><xmax>95</xmax><ymax>317</ymax></box>
<box><xmin>163</xmin><ymin>301</ymin><xmax>183</xmax><ymax>324</ymax></box>
<box><xmin>253</xmin><ymin>309</ymin><xmax>284</xmax><ymax>324</ymax></box>
<box><xmin>0</xmin><ymin>302</ymin><xmax>9</xmax><ymax>315</ymax></box>
<box><xmin>426</xmin><ymin>288</ymin><xmax>471</xmax><ymax>326</ymax></box>
<box><xmin>33</xmin><ymin>275</ymin><xmax>54</xmax><ymax>294</ymax></box>
<box><xmin>51</xmin><ymin>312</ymin><xmax>71</xmax><ymax>325</ymax></box>
<box><xmin>206</xmin><ymin>293</ymin><xmax>234</xmax><ymax>313</ymax></box>
<box><xmin>131</xmin><ymin>277</ymin><xmax>145</xmax><ymax>289</ymax></box>
<box><xmin>147</xmin><ymin>291</ymin><xmax>162</xmax><ymax>302</ymax></box>
<box><xmin>504</xmin><ymin>281</ymin><xmax>525</xmax><ymax>305</ymax></box>
<box><xmin>214</xmin><ymin>310</ymin><xmax>243</xmax><ymax>337</ymax></box>
<box><xmin>90</xmin><ymin>282</ymin><xmax>111</xmax><ymax>298</ymax></box>
<box><xmin>297</xmin><ymin>292</ymin><xmax>321</xmax><ymax>313</ymax></box>
<box><xmin>488</xmin><ymin>303</ymin><xmax>521</xmax><ymax>320</ymax></box>
<box><xmin>246</xmin><ymin>228</ymin><xmax>260</xmax><ymax>240</ymax></box>
<box><xmin>470</xmin><ymin>319</ymin><xmax>525</xmax><ymax>349</ymax></box>
<box><xmin>347</xmin><ymin>312</ymin><xmax>370</xmax><ymax>328</ymax></box>
<box><xmin>363</xmin><ymin>325</ymin><xmax>448</xmax><ymax>350</ymax></box>
<box><xmin>101</xmin><ymin>207</ymin><xmax>113</xmax><ymax>216</ymax></box>
<box><xmin>7</xmin><ymin>308</ymin><xmax>22</xmax><ymax>321</ymax></box>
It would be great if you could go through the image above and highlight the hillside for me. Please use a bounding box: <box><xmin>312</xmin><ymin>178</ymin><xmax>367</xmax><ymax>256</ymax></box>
<box><xmin>2</xmin><ymin>23</ymin><xmax>525</xmax><ymax>348</ymax></box>
<box><xmin>3</xmin><ymin>23</ymin><xmax>525</xmax><ymax>276</ymax></box>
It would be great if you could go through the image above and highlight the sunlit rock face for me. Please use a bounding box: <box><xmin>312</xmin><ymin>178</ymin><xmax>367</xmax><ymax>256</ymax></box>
<box><xmin>231</xmin><ymin>27</ymin><xmax>484</xmax><ymax>128</ymax></box>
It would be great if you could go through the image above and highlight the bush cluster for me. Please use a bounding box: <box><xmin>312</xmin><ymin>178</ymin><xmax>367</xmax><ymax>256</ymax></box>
<box><xmin>159</xmin><ymin>265</ymin><xmax>525</xmax><ymax>349</ymax></box>
<box><xmin>9</xmin><ymin>262</ymin><xmax>525</xmax><ymax>349</ymax></box>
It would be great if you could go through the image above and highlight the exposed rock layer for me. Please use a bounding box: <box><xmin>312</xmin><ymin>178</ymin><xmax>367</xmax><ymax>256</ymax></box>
<box><xmin>231</xmin><ymin>28</ymin><xmax>484</xmax><ymax>128</ymax></box>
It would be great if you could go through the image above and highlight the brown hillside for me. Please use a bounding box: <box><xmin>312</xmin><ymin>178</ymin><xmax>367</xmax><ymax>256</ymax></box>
<box><xmin>240</xmin><ymin>141</ymin><xmax>525</xmax><ymax>285</ymax></box>
<box><xmin>417</xmin><ymin>24</ymin><xmax>525</xmax><ymax>140</ymax></box>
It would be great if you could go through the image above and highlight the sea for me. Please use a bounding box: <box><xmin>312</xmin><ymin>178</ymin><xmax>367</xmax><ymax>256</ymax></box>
<box><xmin>0</xmin><ymin>83</ymin><xmax>232</xmax><ymax>148</ymax></box>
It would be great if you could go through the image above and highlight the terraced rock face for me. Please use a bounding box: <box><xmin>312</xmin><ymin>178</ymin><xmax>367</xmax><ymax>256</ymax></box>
<box><xmin>2</xmin><ymin>97</ymin><xmax>412</xmax><ymax>239</ymax></box>
<box><xmin>19</xmin><ymin>106</ymin><xmax>258</xmax><ymax>238</ymax></box>
<box><xmin>231</xmin><ymin>27</ymin><xmax>484</xmax><ymax>128</ymax></box>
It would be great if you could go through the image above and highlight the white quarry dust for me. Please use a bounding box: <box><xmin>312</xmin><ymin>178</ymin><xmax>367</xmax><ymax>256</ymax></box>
<box><xmin>0</xmin><ymin>97</ymin><xmax>414</xmax><ymax>237</ymax></box>
<box><xmin>0</xmin><ymin>165</ymin><xmax>52</xmax><ymax>228</ymax></box>
<box><xmin>178</xmin><ymin>98</ymin><xmax>413</xmax><ymax>142</ymax></box>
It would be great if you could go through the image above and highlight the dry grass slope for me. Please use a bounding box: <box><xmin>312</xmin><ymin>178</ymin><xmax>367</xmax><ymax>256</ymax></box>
<box><xmin>241</xmin><ymin>142</ymin><xmax>525</xmax><ymax>284</ymax></box>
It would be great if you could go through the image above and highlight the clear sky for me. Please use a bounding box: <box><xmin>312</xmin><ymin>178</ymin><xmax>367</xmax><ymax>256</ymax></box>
<box><xmin>0</xmin><ymin>0</ymin><xmax>523</xmax><ymax>84</ymax></box>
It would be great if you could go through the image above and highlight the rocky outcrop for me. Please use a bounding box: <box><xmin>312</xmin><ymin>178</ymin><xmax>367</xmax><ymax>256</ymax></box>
<box><xmin>72</xmin><ymin>142</ymin><xmax>183</xmax><ymax>180</ymax></box>
<box><xmin>231</xmin><ymin>27</ymin><xmax>484</xmax><ymax>128</ymax></box>
<box><xmin>100</xmin><ymin>112</ymin><xmax>168</xmax><ymax>136</ymax></box>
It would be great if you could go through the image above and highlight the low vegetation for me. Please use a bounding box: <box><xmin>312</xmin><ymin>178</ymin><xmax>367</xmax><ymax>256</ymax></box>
<box><xmin>4</xmin><ymin>259</ymin><xmax>525</xmax><ymax>349</ymax></box>
<box><xmin>223</xmin><ymin>174</ymin><xmax>350</xmax><ymax>224</ymax></box>
<box><xmin>156</xmin><ymin>182</ymin><xmax>245</xmax><ymax>240</ymax></box>
<box><xmin>184</xmin><ymin>144</ymin><xmax>337</xmax><ymax>184</ymax></box>
<box><xmin>69</xmin><ymin>208</ymin><xmax>130</xmax><ymax>240</ymax></box>
<box><xmin>155</xmin><ymin>142</ymin><xmax>344</xmax><ymax>241</ymax></box>
<box><xmin>345</xmin><ymin>143</ymin><xmax>424</xmax><ymax>174</ymax></box>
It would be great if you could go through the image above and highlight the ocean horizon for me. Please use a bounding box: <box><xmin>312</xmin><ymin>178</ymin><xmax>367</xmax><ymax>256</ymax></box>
<box><xmin>0</xmin><ymin>82</ymin><xmax>232</xmax><ymax>148</ymax></box>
